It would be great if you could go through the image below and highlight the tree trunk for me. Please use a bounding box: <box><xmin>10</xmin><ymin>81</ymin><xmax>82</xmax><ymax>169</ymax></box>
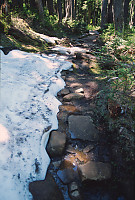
<box><xmin>133</xmin><ymin>3</ymin><xmax>135</xmax><ymax>26</ymax></box>
<box><xmin>129</xmin><ymin>0</ymin><xmax>135</xmax><ymax>28</ymax></box>
<box><xmin>101</xmin><ymin>0</ymin><xmax>108</xmax><ymax>29</ymax></box>
<box><xmin>107</xmin><ymin>0</ymin><xmax>113</xmax><ymax>23</ymax></box>
<box><xmin>71</xmin><ymin>0</ymin><xmax>75</xmax><ymax>20</ymax></box>
<box><xmin>113</xmin><ymin>0</ymin><xmax>124</xmax><ymax>32</ymax></box>
<box><xmin>57</xmin><ymin>0</ymin><xmax>62</xmax><ymax>23</ymax></box>
<box><xmin>35</xmin><ymin>0</ymin><xmax>44</xmax><ymax>17</ymax></box>
<box><xmin>124</xmin><ymin>0</ymin><xmax>130</xmax><ymax>27</ymax></box>
<box><xmin>47</xmin><ymin>0</ymin><xmax>54</xmax><ymax>15</ymax></box>
<box><xmin>74</xmin><ymin>0</ymin><xmax>77</xmax><ymax>19</ymax></box>
<box><xmin>88</xmin><ymin>4</ymin><xmax>91</xmax><ymax>24</ymax></box>
<box><xmin>30</xmin><ymin>0</ymin><xmax>37</xmax><ymax>9</ymax></box>
<box><xmin>65</xmin><ymin>0</ymin><xmax>72</xmax><ymax>22</ymax></box>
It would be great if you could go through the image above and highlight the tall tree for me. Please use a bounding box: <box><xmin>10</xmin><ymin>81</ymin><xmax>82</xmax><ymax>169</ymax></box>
<box><xmin>47</xmin><ymin>0</ymin><xmax>54</xmax><ymax>15</ymax></box>
<box><xmin>107</xmin><ymin>0</ymin><xmax>113</xmax><ymax>23</ymax></box>
<box><xmin>113</xmin><ymin>0</ymin><xmax>124</xmax><ymax>32</ymax></box>
<box><xmin>101</xmin><ymin>0</ymin><xmax>108</xmax><ymax>29</ymax></box>
<box><xmin>129</xmin><ymin>0</ymin><xmax>135</xmax><ymax>28</ymax></box>
<box><xmin>124</xmin><ymin>0</ymin><xmax>130</xmax><ymax>27</ymax></box>
<box><xmin>57</xmin><ymin>0</ymin><xmax>62</xmax><ymax>22</ymax></box>
<box><xmin>35</xmin><ymin>0</ymin><xmax>44</xmax><ymax>17</ymax></box>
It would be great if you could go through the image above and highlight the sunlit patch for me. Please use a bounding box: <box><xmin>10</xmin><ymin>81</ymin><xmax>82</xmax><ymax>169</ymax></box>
<box><xmin>0</xmin><ymin>124</ymin><xmax>10</xmax><ymax>142</ymax></box>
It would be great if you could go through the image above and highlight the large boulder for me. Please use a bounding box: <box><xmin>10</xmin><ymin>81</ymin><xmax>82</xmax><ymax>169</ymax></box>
<box><xmin>68</xmin><ymin>115</ymin><xmax>99</xmax><ymax>141</ymax></box>
<box><xmin>47</xmin><ymin>130</ymin><xmax>66</xmax><ymax>157</ymax></box>
<box><xmin>29</xmin><ymin>173</ymin><xmax>64</xmax><ymax>200</ymax></box>
<box><xmin>78</xmin><ymin>161</ymin><xmax>111</xmax><ymax>181</ymax></box>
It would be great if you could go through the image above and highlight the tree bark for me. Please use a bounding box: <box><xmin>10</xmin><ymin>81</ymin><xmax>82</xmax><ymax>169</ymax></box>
<box><xmin>113</xmin><ymin>0</ymin><xmax>124</xmax><ymax>32</ymax></box>
<box><xmin>47</xmin><ymin>0</ymin><xmax>54</xmax><ymax>15</ymax></box>
<box><xmin>101</xmin><ymin>0</ymin><xmax>108</xmax><ymax>29</ymax></box>
<box><xmin>124</xmin><ymin>0</ymin><xmax>130</xmax><ymax>27</ymax></box>
<box><xmin>129</xmin><ymin>0</ymin><xmax>135</xmax><ymax>28</ymax></box>
<box><xmin>35</xmin><ymin>0</ymin><xmax>44</xmax><ymax>16</ymax></box>
<box><xmin>57</xmin><ymin>0</ymin><xmax>62</xmax><ymax>23</ymax></box>
<box><xmin>107</xmin><ymin>0</ymin><xmax>113</xmax><ymax>23</ymax></box>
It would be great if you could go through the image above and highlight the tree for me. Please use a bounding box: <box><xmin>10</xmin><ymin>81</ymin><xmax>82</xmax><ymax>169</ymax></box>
<box><xmin>47</xmin><ymin>0</ymin><xmax>54</xmax><ymax>15</ymax></box>
<box><xmin>129</xmin><ymin>0</ymin><xmax>135</xmax><ymax>28</ymax></box>
<box><xmin>35</xmin><ymin>0</ymin><xmax>44</xmax><ymax>17</ymax></box>
<box><xmin>107</xmin><ymin>0</ymin><xmax>113</xmax><ymax>23</ymax></box>
<box><xmin>101</xmin><ymin>0</ymin><xmax>108</xmax><ymax>29</ymax></box>
<box><xmin>113</xmin><ymin>0</ymin><xmax>124</xmax><ymax>32</ymax></box>
<box><xmin>124</xmin><ymin>0</ymin><xmax>130</xmax><ymax>27</ymax></box>
<box><xmin>57</xmin><ymin>0</ymin><xmax>62</xmax><ymax>22</ymax></box>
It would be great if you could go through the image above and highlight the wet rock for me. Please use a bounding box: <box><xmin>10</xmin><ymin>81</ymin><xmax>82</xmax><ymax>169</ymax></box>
<box><xmin>68</xmin><ymin>115</ymin><xmax>99</xmax><ymax>141</ymax></box>
<box><xmin>78</xmin><ymin>161</ymin><xmax>111</xmax><ymax>181</ymax></box>
<box><xmin>57</xmin><ymin>166</ymin><xmax>79</xmax><ymax>184</ymax></box>
<box><xmin>59</xmin><ymin>105</ymin><xmax>80</xmax><ymax>114</ymax></box>
<box><xmin>68</xmin><ymin>182</ymin><xmax>82</xmax><ymax>200</ymax></box>
<box><xmin>63</xmin><ymin>93</ymin><xmax>85</xmax><ymax>101</ymax></box>
<box><xmin>29</xmin><ymin>173</ymin><xmax>64</xmax><ymax>200</ymax></box>
<box><xmin>47</xmin><ymin>130</ymin><xmax>66</xmax><ymax>157</ymax></box>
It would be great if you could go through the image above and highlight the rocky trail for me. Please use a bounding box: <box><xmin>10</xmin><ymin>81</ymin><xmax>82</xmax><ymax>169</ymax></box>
<box><xmin>1</xmin><ymin>29</ymin><xmax>134</xmax><ymax>200</ymax></box>
<box><xmin>29</xmin><ymin>31</ymin><xmax>134</xmax><ymax>200</ymax></box>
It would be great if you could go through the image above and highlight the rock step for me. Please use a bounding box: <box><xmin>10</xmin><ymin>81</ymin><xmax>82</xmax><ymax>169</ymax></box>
<box><xmin>29</xmin><ymin>173</ymin><xmax>64</xmax><ymax>200</ymax></box>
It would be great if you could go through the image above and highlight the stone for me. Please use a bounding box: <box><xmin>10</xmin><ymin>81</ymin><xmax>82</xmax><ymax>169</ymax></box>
<box><xmin>60</xmin><ymin>88</ymin><xmax>70</xmax><ymax>96</ymax></box>
<box><xmin>29</xmin><ymin>173</ymin><xmax>64</xmax><ymax>200</ymax></box>
<box><xmin>68</xmin><ymin>182</ymin><xmax>82</xmax><ymax>200</ymax></box>
<box><xmin>68</xmin><ymin>115</ymin><xmax>99</xmax><ymax>141</ymax></box>
<box><xmin>57</xmin><ymin>166</ymin><xmax>79</xmax><ymax>184</ymax></box>
<box><xmin>59</xmin><ymin>105</ymin><xmax>80</xmax><ymax>114</ymax></box>
<box><xmin>63</xmin><ymin>93</ymin><xmax>85</xmax><ymax>101</ymax></box>
<box><xmin>75</xmin><ymin>88</ymin><xmax>84</xmax><ymax>94</ymax></box>
<box><xmin>57</xmin><ymin>111</ymin><xmax>68</xmax><ymax>123</ymax></box>
<box><xmin>78</xmin><ymin>161</ymin><xmax>111</xmax><ymax>181</ymax></box>
<box><xmin>47</xmin><ymin>130</ymin><xmax>66</xmax><ymax>157</ymax></box>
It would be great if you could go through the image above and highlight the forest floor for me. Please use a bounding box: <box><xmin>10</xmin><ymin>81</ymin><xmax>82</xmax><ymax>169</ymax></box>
<box><xmin>0</xmin><ymin>16</ymin><xmax>135</xmax><ymax>200</ymax></box>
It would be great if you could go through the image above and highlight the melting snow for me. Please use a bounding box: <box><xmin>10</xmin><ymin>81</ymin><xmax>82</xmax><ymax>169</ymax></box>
<box><xmin>0</xmin><ymin>50</ymin><xmax>72</xmax><ymax>200</ymax></box>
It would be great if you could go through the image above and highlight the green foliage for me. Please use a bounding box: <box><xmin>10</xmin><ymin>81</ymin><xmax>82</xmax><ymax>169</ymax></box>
<box><xmin>66</xmin><ymin>19</ymin><xmax>87</xmax><ymax>34</ymax></box>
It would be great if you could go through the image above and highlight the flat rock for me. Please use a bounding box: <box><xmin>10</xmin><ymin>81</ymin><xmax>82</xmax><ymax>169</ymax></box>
<box><xmin>29</xmin><ymin>173</ymin><xmax>64</xmax><ymax>200</ymax></box>
<box><xmin>78</xmin><ymin>161</ymin><xmax>111</xmax><ymax>181</ymax></box>
<box><xmin>59</xmin><ymin>105</ymin><xmax>80</xmax><ymax>113</ymax></box>
<box><xmin>59</xmin><ymin>88</ymin><xmax>70</xmax><ymax>96</ymax></box>
<box><xmin>63</xmin><ymin>93</ymin><xmax>85</xmax><ymax>101</ymax></box>
<box><xmin>68</xmin><ymin>115</ymin><xmax>99</xmax><ymax>141</ymax></box>
<box><xmin>57</xmin><ymin>166</ymin><xmax>79</xmax><ymax>184</ymax></box>
<box><xmin>47</xmin><ymin>130</ymin><xmax>66</xmax><ymax>157</ymax></box>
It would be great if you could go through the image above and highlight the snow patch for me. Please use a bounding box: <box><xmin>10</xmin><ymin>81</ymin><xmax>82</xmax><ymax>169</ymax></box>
<box><xmin>0</xmin><ymin>50</ymin><xmax>72</xmax><ymax>200</ymax></box>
